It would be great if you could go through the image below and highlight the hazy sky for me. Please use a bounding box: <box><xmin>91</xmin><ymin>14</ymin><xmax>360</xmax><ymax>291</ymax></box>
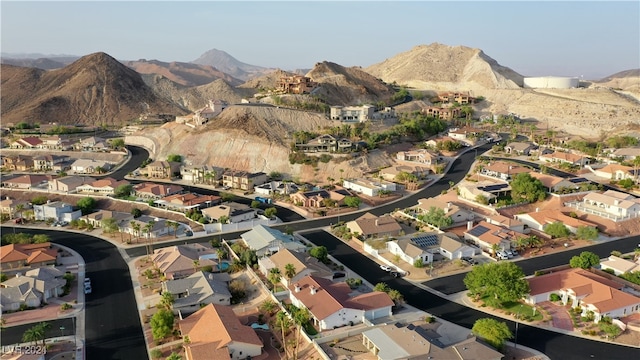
<box><xmin>1</xmin><ymin>1</ymin><xmax>638</xmax><ymax>79</ymax></box>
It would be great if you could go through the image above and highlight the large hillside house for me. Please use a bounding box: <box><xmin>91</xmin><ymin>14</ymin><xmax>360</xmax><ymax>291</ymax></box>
<box><xmin>278</xmin><ymin>75</ymin><xmax>317</xmax><ymax>94</ymax></box>
<box><xmin>422</xmin><ymin>106</ymin><xmax>461</xmax><ymax>120</ymax></box>
<box><xmin>438</xmin><ymin>91</ymin><xmax>474</xmax><ymax>104</ymax></box>
<box><xmin>330</xmin><ymin>105</ymin><xmax>375</xmax><ymax>122</ymax></box>
<box><xmin>295</xmin><ymin>134</ymin><xmax>355</xmax><ymax>153</ymax></box>
<box><xmin>221</xmin><ymin>170</ymin><xmax>267</xmax><ymax>191</ymax></box>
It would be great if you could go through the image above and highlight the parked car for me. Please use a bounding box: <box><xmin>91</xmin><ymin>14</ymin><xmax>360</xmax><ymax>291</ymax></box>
<box><xmin>505</xmin><ymin>249</ymin><xmax>515</xmax><ymax>258</ymax></box>
<box><xmin>332</xmin><ymin>272</ymin><xmax>346</xmax><ymax>279</ymax></box>
<box><xmin>390</xmin><ymin>271</ymin><xmax>403</xmax><ymax>278</ymax></box>
<box><xmin>380</xmin><ymin>265</ymin><xmax>392</xmax><ymax>272</ymax></box>
<box><xmin>84</xmin><ymin>278</ymin><xmax>91</xmax><ymax>286</ymax></box>
<box><xmin>461</xmin><ymin>256</ymin><xmax>473</xmax><ymax>265</ymax></box>
<box><xmin>84</xmin><ymin>283</ymin><xmax>92</xmax><ymax>295</ymax></box>
<box><xmin>496</xmin><ymin>251</ymin><xmax>509</xmax><ymax>260</ymax></box>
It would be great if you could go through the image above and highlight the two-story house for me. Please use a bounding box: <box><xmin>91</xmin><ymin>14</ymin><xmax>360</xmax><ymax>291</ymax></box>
<box><xmin>145</xmin><ymin>161</ymin><xmax>181</xmax><ymax>179</ymax></box>
<box><xmin>221</xmin><ymin>170</ymin><xmax>267</xmax><ymax>191</ymax></box>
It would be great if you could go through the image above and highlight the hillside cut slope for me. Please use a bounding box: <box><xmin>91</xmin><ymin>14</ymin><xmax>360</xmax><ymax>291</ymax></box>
<box><xmin>365</xmin><ymin>43</ymin><xmax>523</xmax><ymax>90</ymax></box>
<box><xmin>306</xmin><ymin>61</ymin><xmax>396</xmax><ymax>105</ymax></box>
<box><xmin>1</xmin><ymin>52</ymin><xmax>185</xmax><ymax>126</ymax></box>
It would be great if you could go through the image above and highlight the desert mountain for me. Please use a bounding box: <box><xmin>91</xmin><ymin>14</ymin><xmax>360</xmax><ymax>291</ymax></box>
<box><xmin>1</xmin><ymin>52</ymin><xmax>186</xmax><ymax>126</ymax></box>
<box><xmin>141</xmin><ymin>74</ymin><xmax>254</xmax><ymax>110</ymax></box>
<box><xmin>191</xmin><ymin>48</ymin><xmax>273</xmax><ymax>81</ymax></box>
<box><xmin>124</xmin><ymin>59</ymin><xmax>243</xmax><ymax>87</ymax></box>
<box><xmin>365</xmin><ymin>43</ymin><xmax>523</xmax><ymax>91</ymax></box>
<box><xmin>306</xmin><ymin>61</ymin><xmax>396</xmax><ymax>106</ymax></box>
<box><xmin>0</xmin><ymin>57</ymin><xmax>68</xmax><ymax>70</ymax></box>
<box><xmin>593</xmin><ymin>69</ymin><xmax>640</xmax><ymax>91</ymax></box>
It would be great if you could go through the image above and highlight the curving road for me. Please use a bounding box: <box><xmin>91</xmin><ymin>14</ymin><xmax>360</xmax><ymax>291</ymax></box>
<box><xmin>301</xmin><ymin>229</ymin><xmax>639</xmax><ymax>360</ymax></box>
<box><xmin>1</xmin><ymin>227</ymin><xmax>147</xmax><ymax>360</ymax></box>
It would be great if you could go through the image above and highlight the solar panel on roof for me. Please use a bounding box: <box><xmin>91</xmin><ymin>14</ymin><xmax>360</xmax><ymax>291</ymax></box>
<box><xmin>568</xmin><ymin>177</ymin><xmax>588</xmax><ymax>183</ymax></box>
<box><xmin>467</xmin><ymin>225</ymin><xmax>490</xmax><ymax>237</ymax></box>
<box><xmin>411</xmin><ymin>235</ymin><xmax>439</xmax><ymax>248</ymax></box>
<box><xmin>479</xmin><ymin>183</ymin><xmax>509</xmax><ymax>192</ymax></box>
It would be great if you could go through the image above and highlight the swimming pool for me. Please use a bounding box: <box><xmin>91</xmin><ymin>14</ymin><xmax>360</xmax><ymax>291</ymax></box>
<box><xmin>217</xmin><ymin>261</ymin><xmax>230</xmax><ymax>271</ymax></box>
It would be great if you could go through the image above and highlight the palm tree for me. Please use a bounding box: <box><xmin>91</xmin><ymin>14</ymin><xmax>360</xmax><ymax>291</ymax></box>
<box><xmin>490</xmin><ymin>243</ymin><xmax>500</xmax><ymax>256</ymax></box>
<box><xmin>160</xmin><ymin>291</ymin><xmax>174</xmax><ymax>310</ymax></box>
<box><xmin>14</xmin><ymin>203</ymin><xmax>24</xmax><ymax>220</ymax></box>
<box><xmin>130</xmin><ymin>221</ymin><xmax>140</xmax><ymax>242</ymax></box>
<box><xmin>193</xmin><ymin>259</ymin><xmax>200</xmax><ymax>272</ymax></box>
<box><xmin>284</xmin><ymin>263</ymin><xmax>296</xmax><ymax>283</ymax></box>
<box><xmin>216</xmin><ymin>248</ymin><xmax>226</xmax><ymax>261</ymax></box>
<box><xmin>259</xmin><ymin>300</ymin><xmax>278</xmax><ymax>316</ymax></box>
<box><xmin>268</xmin><ymin>268</ymin><xmax>282</xmax><ymax>291</ymax></box>
<box><xmin>291</xmin><ymin>306</ymin><xmax>310</xmax><ymax>360</ymax></box>
<box><xmin>22</xmin><ymin>327</ymin><xmax>40</xmax><ymax>345</ymax></box>
<box><xmin>275</xmin><ymin>311</ymin><xmax>293</xmax><ymax>360</ymax></box>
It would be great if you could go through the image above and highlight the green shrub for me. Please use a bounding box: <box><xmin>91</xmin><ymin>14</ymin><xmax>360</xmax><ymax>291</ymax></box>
<box><xmin>549</xmin><ymin>293</ymin><xmax>561</xmax><ymax>302</ymax></box>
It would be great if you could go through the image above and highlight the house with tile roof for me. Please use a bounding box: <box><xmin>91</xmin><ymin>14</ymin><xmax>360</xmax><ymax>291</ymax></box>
<box><xmin>386</xmin><ymin>238</ymin><xmax>432</xmax><ymax>265</ymax></box>
<box><xmin>222</xmin><ymin>170</ymin><xmax>268</xmax><ymax>190</ymax></box>
<box><xmin>48</xmin><ymin>176</ymin><xmax>93</xmax><ymax>193</ymax></box>
<box><xmin>75</xmin><ymin>136</ymin><xmax>110</xmax><ymax>152</ymax></box>
<box><xmin>346</xmin><ymin>213</ymin><xmax>402</xmax><ymax>239</ymax></box>
<box><xmin>0</xmin><ymin>197</ymin><xmax>31</xmax><ymax>219</ymax></box>
<box><xmin>378</xmin><ymin>165</ymin><xmax>430</xmax><ymax>182</ymax></box>
<box><xmin>76</xmin><ymin>177</ymin><xmax>130</xmax><ymax>195</ymax></box>
<box><xmin>540</xmin><ymin>151</ymin><xmax>590</xmax><ymax>166</ymax></box>
<box><xmin>179</xmin><ymin>304</ymin><xmax>263</xmax><ymax>360</ymax></box>
<box><xmin>1</xmin><ymin>174</ymin><xmax>51</xmax><ymax>189</ymax></box>
<box><xmin>150</xmin><ymin>244</ymin><xmax>218</xmax><ymax>280</ymax></box>
<box><xmin>457</xmin><ymin>180</ymin><xmax>510</xmax><ymax>204</ymax></box>
<box><xmin>414</xmin><ymin>198</ymin><xmax>474</xmax><ymax>227</ymax></box>
<box><xmin>529</xmin><ymin>172</ymin><xmax>584</xmax><ymax>193</ymax></box>
<box><xmin>70</xmin><ymin>159</ymin><xmax>113</xmax><ymax>174</ymax></box>
<box><xmin>258</xmin><ymin>248</ymin><xmax>333</xmax><ymax>286</ymax></box>
<box><xmin>122</xmin><ymin>215</ymin><xmax>169</xmax><ymax>240</ymax></box>
<box><xmin>342</xmin><ymin>178</ymin><xmax>397</xmax><ymax>197</ymax></box>
<box><xmin>162</xmin><ymin>271</ymin><xmax>231</xmax><ymax>314</ymax></box>
<box><xmin>86</xmin><ymin>210</ymin><xmax>134</xmax><ymax>229</ymax></box>
<box><xmin>133</xmin><ymin>182</ymin><xmax>183</xmax><ymax>199</ymax></box>
<box><xmin>2</xmin><ymin>155</ymin><xmax>34</xmax><ymax>171</ymax></box>
<box><xmin>0</xmin><ymin>243</ymin><xmax>57</xmax><ymax>270</ymax></box>
<box><xmin>565</xmin><ymin>190</ymin><xmax>640</xmax><ymax>222</ymax></box>
<box><xmin>591</xmin><ymin>163</ymin><xmax>639</xmax><ymax>182</ymax></box>
<box><xmin>514</xmin><ymin>209</ymin><xmax>597</xmax><ymax>234</ymax></box>
<box><xmin>201</xmin><ymin>202</ymin><xmax>256</xmax><ymax>224</ymax></box>
<box><xmin>288</xmin><ymin>275</ymin><xmax>394</xmax><ymax>331</ymax></box>
<box><xmin>0</xmin><ymin>267</ymin><xmax>66</xmax><ymax>313</ymax></box>
<box><xmin>155</xmin><ymin>193</ymin><xmax>221</xmax><ymax>212</ymax></box>
<box><xmin>480</xmin><ymin>161</ymin><xmax>531</xmax><ymax>181</ymax></box>
<box><xmin>10</xmin><ymin>137</ymin><xmax>42</xmax><ymax>149</ymax></box>
<box><xmin>396</xmin><ymin>149</ymin><xmax>440</xmax><ymax>166</ymax></box>
<box><xmin>385</xmin><ymin>232</ymin><xmax>475</xmax><ymax>265</ymax></box>
<box><xmin>525</xmin><ymin>268</ymin><xmax>640</xmax><ymax>323</ymax></box>
<box><xmin>240</xmin><ymin>224</ymin><xmax>306</xmax><ymax>256</ymax></box>
<box><xmin>38</xmin><ymin>135</ymin><xmax>75</xmax><ymax>150</ymax></box>
<box><xmin>32</xmin><ymin>154</ymin><xmax>69</xmax><ymax>171</ymax></box>
<box><xmin>610</xmin><ymin>147</ymin><xmax>640</xmax><ymax>161</ymax></box>
<box><xmin>600</xmin><ymin>255</ymin><xmax>640</xmax><ymax>275</ymax></box>
<box><xmin>485</xmin><ymin>214</ymin><xmax>526</xmax><ymax>233</ymax></box>
<box><xmin>33</xmin><ymin>201</ymin><xmax>81</xmax><ymax>222</ymax></box>
<box><xmin>464</xmin><ymin>221</ymin><xmax>525</xmax><ymax>253</ymax></box>
<box><xmin>505</xmin><ymin>142</ymin><xmax>535</xmax><ymax>155</ymax></box>
<box><xmin>289</xmin><ymin>187</ymin><xmax>355</xmax><ymax>208</ymax></box>
<box><xmin>362</xmin><ymin>323</ymin><xmax>503</xmax><ymax>360</ymax></box>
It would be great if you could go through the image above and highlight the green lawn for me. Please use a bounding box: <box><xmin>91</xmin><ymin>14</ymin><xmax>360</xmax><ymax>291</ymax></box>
<box><xmin>503</xmin><ymin>301</ymin><xmax>543</xmax><ymax>321</ymax></box>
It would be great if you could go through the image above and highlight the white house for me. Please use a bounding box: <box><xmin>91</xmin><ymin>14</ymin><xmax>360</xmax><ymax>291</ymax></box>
<box><xmin>600</xmin><ymin>256</ymin><xmax>640</xmax><ymax>275</ymax></box>
<box><xmin>566</xmin><ymin>190</ymin><xmax>640</xmax><ymax>222</ymax></box>
<box><xmin>33</xmin><ymin>201</ymin><xmax>81</xmax><ymax>222</ymax></box>
<box><xmin>70</xmin><ymin>159</ymin><xmax>112</xmax><ymax>174</ymax></box>
<box><xmin>525</xmin><ymin>268</ymin><xmax>640</xmax><ymax>323</ymax></box>
<box><xmin>240</xmin><ymin>224</ymin><xmax>305</xmax><ymax>256</ymax></box>
<box><xmin>330</xmin><ymin>105</ymin><xmax>375</xmax><ymax>122</ymax></box>
<box><xmin>342</xmin><ymin>178</ymin><xmax>397</xmax><ymax>197</ymax></box>
<box><xmin>288</xmin><ymin>275</ymin><xmax>394</xmax><ymax>331</ymax></box>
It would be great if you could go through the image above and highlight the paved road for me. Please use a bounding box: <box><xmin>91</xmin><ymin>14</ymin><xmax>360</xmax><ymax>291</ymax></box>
<box><xmin>1</xmin><ymin>227</ymin><xmax>147</xmax><ymax>360</ymax></box>
<box><xmin>301</xmin><ymin>229</ymin><xmax>639</xmax><ymax>360</ymax></box>
<box><xmin>425</xmin><ymin>234</ymin><xmax>640</xmax><ymax>295</ymax></box>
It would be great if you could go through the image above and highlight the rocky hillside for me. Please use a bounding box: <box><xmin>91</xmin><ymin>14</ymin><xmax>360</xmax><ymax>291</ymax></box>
<box><xmin>1</xmin><ymin>52</ymin><xmax>186</xmax><ymax>126</ymax></box>
<box><xmin>365</xmin><ymin>43</ymin><xmax>523</xmax><ymax>91</ymax></box>
<box><xmin>306</xmin><ymin>61</ymin><xmax>396</xmax><ymax>106</ymax></box>
<box><xmin>593</xmin><ymin>69</ymin><xmax>640</xmax><ymax>92</ymax></box>
<box><xmin>124</xmin><ymin>59</ymin><xmax>243</xmax><ymax>87</ymax></box>
<box><xmin>237</xmin><ymin>69</ymin><xmax>297</xmax><ymax>90</ymax></box>
<box><xmin>191</xmin><ymin>48</ymin><xmax>274</xmax><ymax>81</ymax></box>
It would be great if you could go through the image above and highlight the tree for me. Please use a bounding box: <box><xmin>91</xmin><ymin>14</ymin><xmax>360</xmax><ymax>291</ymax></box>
<box><xmin>309</xmin><ymin>246</ymin><xmax>328</xmax><ymax>263</ymax></box>
<box><xmin>576</xmin><ymin>226</ymin><xmax>599</xmax><ymax>241</ymax></box>
<box><xmin>114</xmin><ymin>184</ymin><xmax>133</xmax><ymax>198</ymax></box>
<box><xmin>343</xmin><ymin>196</ymin><xmax>361</xmax><ymax>208</ymax></box>
<box><xmin>167</xmin><ymin>154</ymin><xmax>182</xmax><ymax>163</ymax></box>
<box><xmin>275</xmin><ymin>311</ymin><xmax>293</xmax><ymax>359</ymax></box>
<box><xmin>131</xmin><ymin>208</ymin><xmax>143</xmax><ymax>218</ymax></box>
<box><xmin>569</xmin><ymin>251</ymin><xmax>600</xmax><ymax>269</ymax></box>
<box><xmin>291</xmin><ymin>306</ymin><xmax>310</xmax><ymax>360</ymax></box>
<box><xmin>284</xmin><ymin>263</ymin><xmax>297</xmax><ymax>281</ymax></box>
<box><xmin>101</xmin><ymin>217</ymin><xmax>119</xmax><ymax>235</ymax></box>
<box><xmin>150</xmin><ymin>308</ymin><xmax>174</xmax><ymax>341</ymax></box>
<box><xmin>471</xmin><ymin>318</ymin><xmax>512</xmax><ymax>350</ymax></box>
<box><xmin>110</xmin><ymin>138</ymin><xmax>125</xmax><ymax>149</ymax></box>
<box><xmin>251</xmin><ymin>200</ymin><xmax>261</xmax><ymax>208</ymax></box>
<box><xmin>463</xmin><ymin>262</ymin><xmax>530</xmax><ymax>308</ymax></box>
<box><xmin>76</xmin><ymin>197</ymin><xmax>97</xmax><ymax>215</ymax></box>
<box><xmin>264</xmin><ymin>207</ymin><xmax>277</xmax><ymax>219</ymax></box>
<box><xmin>22</xmin><ymin>326</ymin><xmax>40</xmax><ymax>345</ymax></box>
<box><xmin>418</xmin><ymin>206</ymin><xmax>453</xmax><ymax>229</ymax></box>
<box><xmin>31</xmin><ymin>196</ymin><xmax>48</xmax><ymax>205</ymax></box>
<box><xmin>510</xmin><ymin>173</ymin><xmax>546</xmax><ymax>203</ymax></box>
<box><xmin>374</xmin><ymin>282</ymin><xmax>391</xmax><ymax>293</ymax></box>
<box><xmin>268</xmin><ymin>268</ymin><xmax>282</xmax><ymax>290</ymax></box>
<box><xmin>544</xmin><ymin>221</ymin><xmax>570</xmax><ymax>239</ymax></box>
<box><xmin>218</xmin><ymin>215</ymin><xmax>229</xmax><ymax>224</ymax></box>
<box><xmin>259</xmin><ymin>299</ymin><xmax>278</xmax><ymax>316</ymax></box>
<box><xmin>160</xmin><ymin>291</ymin><xmax>175</xmax><ymax>310</ymax></box>
<box><xmin>14</xmin><ymin>203</ymin><xmax>25</xmax><ymax>219</ymax></box>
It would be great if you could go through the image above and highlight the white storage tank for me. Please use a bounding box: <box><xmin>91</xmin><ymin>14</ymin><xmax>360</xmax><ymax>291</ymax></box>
<box><xmin>523</xmin><ymin>76</ymin><xmax>579</xmax><ymax>89</ymax></box>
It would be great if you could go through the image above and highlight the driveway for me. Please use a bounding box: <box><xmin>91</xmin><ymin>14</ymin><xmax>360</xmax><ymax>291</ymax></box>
<box><xmin>538</xmin><ymin>301</ymin><xmax>573</xmax><ymax>331</ymax></box>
